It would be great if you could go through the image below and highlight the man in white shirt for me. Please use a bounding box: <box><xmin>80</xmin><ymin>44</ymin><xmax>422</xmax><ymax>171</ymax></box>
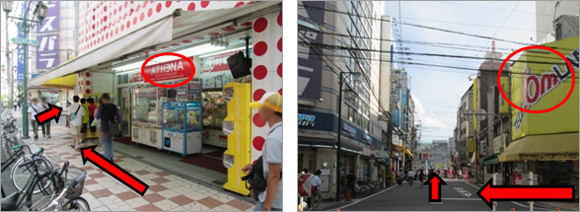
<box><xmin>68</xmin><ymin>96</ymin><xmax>84</xmax><ymax>150</ymax></box>
<box><xmin>27</xmin><ymin>98</ymin><xmax>44</xmax><ymax>140</ymax></box>
<box><xmin>243</xmin><ymin>92</ymin><xmax>283</xmax><ymax>211</ymax></box>
<box><xmin>40</xmin><ymin>97</ymin><xmax>52</xmax><ymax>138</ymax></box>
<box><xmin>310</xmin><ymin>170</ymin><xmax>323</xmax><ymax>210</ymax></box>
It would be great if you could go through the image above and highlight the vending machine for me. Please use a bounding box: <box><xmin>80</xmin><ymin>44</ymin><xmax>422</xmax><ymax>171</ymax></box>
<box><xmin>161</xmin><ymin>102</ymin><xmax>203</xmax><ymax>156</ymax></box>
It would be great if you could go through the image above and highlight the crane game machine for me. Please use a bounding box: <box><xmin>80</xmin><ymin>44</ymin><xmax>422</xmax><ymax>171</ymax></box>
<box><xmin>161</xmin><ymin>101</ymin><xmax>203</xmax><ymax>156</ymax></box>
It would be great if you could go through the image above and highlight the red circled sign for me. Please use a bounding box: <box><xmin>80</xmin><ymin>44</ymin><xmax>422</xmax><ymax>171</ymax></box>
<box><xmin>141</xmin><ymin>52</ymin><xmax>196</xmax><ymax>88</ymax></box>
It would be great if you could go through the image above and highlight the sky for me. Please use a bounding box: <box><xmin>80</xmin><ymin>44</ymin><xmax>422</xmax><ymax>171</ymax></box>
<box><xmin>384</xmin><ymin>1</ymin><xmax>539</xmax><ymax>143</ymax></box>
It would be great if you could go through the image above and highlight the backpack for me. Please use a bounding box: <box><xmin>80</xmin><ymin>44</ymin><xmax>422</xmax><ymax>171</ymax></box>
<box><xmin>241</xmin><ymin>156</ymin><xmax>266</xmax><ymax>201</ymax></box>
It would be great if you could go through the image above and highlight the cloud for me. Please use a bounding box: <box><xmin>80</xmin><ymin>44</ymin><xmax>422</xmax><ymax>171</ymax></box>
<box><xmin>412</xmin><ymin>95</ymin><xmax>448</xmax><ymax>140</ymax></box>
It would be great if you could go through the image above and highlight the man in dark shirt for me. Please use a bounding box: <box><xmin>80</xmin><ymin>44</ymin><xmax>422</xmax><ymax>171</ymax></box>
<box><xmin>346</xmin><ymin>171</ymin><xmax>356</xmax><ymax>198</ymax></box>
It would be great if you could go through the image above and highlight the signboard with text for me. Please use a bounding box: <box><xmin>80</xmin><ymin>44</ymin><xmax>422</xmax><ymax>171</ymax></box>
<box><xmin>143</xmin><ymin>56</ymin><xmax>194</xmax><ymax>82</ymax></box>
<box><xmin>36</xmin><ymin>1</ymin><xmax>60</xmax><ymax>69</ymax></box>
<box><xmin>298</xmin><ymin>1</ymin><xmax>324</xmax><ymax>100</ymax></box>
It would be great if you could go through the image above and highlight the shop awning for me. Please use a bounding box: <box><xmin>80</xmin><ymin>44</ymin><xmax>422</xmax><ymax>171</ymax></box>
<box><xmin>30</xmin><ymin>2</ymin><xmax>279</xmax><ymax>87</ymax></box>
<box><xmin>39</xmin><ymin>74</ymin><xmax>76</xmax><ymax>88</ymax></box>
<box><xmin>30</xmin><ymin>16</ymin><xmax>174</xmax><ymax>86</ymax></box>
<box><xmin>392</xmin><ymin>143</ymin><xmax>413</xmax><ymax>157</ymax></box>
<box><xmin>481</xmin><ymin>154</ymin><xmax>499</xmax><ymax>165</ymax></box>
<box><xmin>498</xmin><ymin>132</ymin><xmax>579</xmax><ymax>162</ymax></box>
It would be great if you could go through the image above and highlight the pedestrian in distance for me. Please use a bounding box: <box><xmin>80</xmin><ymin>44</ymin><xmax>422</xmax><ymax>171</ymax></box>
<box><xmin>419</xmin><ymin>169</ymin><xmax>425</xmax><ymax>188</ymax></box>
<box><xmin>407</xmin><ymin>169</ymin><xmax>415</xmax><ymax>185</ymax></box>
<box><xmin>68</xmin><ymin>96</ymin><xmax>84</xmax><ymax>151</ymax></box>
<box><xmin>40</xmin><ymin>97</ymin><xmax>51</xmax><ymax>138</ymax></box>
<box><xmin>310</xmin><ymin>170</ymin><xmax>322</xmax><ymax>210</ymax></box>
<box><xmin>95</xmin><ymin>93</ymin><xmax>121</xmax><ymax>161</ymax></box>
<box><xmin>241</xmin><ymin>92</ymin><xmax>283</xmax><ymax>211</ymax></box>
<box><xmin>80</xmin><ymin>98</ymin><xmax>89</xmax><ymax>143</ymax></box>
<box><xmin>346</xmin><ymin>171</ymin><xmax>357</xmax><ymax>198</ymax></box>
<box><xmin>27</xmin><ymin>98</ymin><xmax>44</xmax><ymax>140</ymax></box>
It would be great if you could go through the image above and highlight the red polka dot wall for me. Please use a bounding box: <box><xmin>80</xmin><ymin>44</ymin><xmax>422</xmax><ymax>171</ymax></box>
<box><xmin>250</xmin><ymin>11</ymin><xmax>283</xmax><ymax>163</ymax></box>
<box><xmin>78</xmin><ymin>1</ymin><xmax>253</xmax><ymax>54</ymax></box>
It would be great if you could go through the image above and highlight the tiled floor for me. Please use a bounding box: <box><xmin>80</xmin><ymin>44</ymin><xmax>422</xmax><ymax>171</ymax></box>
<box><xmin>23</xmin><ymin>126</ymin><xmax>254</xmax><ymax>211</ymax></box>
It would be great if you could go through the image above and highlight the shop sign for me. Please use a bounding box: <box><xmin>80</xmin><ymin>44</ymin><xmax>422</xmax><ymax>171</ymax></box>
<box><xmin>493</xmin><ymin>134</ymin><xmax>505</xmax><ymax>153</ymax></box>
<box><xmin>298</xmin><ymin>113</ymin><xmax>316</xmax><ymax>127</ymax></box>
<box><xmin>510</xmin><ymin>37</ymin><xmax>579</xmax><ymax>140</ymax></box>
<box><xmin>422</xmin><ymin>153</ymin><xmax>429</xmax><ymax>160</ymax></box>
<box><xmin>130</xmin><ymin>72</ymin><xmax>144</xmax><ymax>83</ymax></box>
<box><xmin>16</xmin><ymin>1</ymin><xmax>27</xmax><ymax>81</ymax></box>
<box><xmin>37</xmin><ymin>1</ymin><xmax>60</xmax><ymax>33</ymax></box>
<box><xmin>513</xmin><ymin>174</ymin><xmax>523</xmax><ymax>185</ymax></box>
<box><xmin>468</xmin><ymin>137</ymin><xmax>474</xmax><ymax>153</ymax></box>
<box><xmin>143</xmin><ymin>56</ymin><xmax>194</xmax><ymax>82</ymax></box>
<box><xmin>342</xmin><ymin>123</ymin><xmax>357</xmax><ymax>136</ymax></box>
<box><xmin>36</xmin><ymin>34</ymin><xmax>59</xmax><ymax>69</ymax></box>
<box><xmin>200</xmin><ymin>50</ymin><xmax>244</xmax><ymax>73</ymax></box>
<box><xmin>298</xmin><ymin>1</ymin><xmax>325</xmax><ymax>101</ymax></box>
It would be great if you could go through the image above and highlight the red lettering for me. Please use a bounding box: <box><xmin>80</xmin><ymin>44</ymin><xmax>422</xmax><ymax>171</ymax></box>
<box><xmin>540</xmin><ymin>73</ymin><xmax>558</xmax><ymax>96</ymax></box>
<box><xmin>527</xmin><ymin>76</ymin><xmax>540</xmax><ymax>103</ymax></box>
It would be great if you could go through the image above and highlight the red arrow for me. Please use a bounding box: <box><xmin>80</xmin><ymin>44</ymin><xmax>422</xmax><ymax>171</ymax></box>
<box><xmin>81</xmin><ymin>145</ymin><xmax>149</xmax><ymax>195</ymax></box>
<box><xmin>424</xmin><ymin>173</ymin><xmax>447</xmax><ymax>202</ymax></box>
<box><xmin>34</xmin><ymin>103</ymin><xmax>62</xmax><ymax>125</ymax></box>
<box><xmin>477</xmin><ymin>178</ymin><xmax>575</xmax><ymax>208</ymax></box>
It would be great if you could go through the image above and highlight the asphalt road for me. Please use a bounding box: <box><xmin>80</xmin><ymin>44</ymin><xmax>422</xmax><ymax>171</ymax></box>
<box><xmin>338</xmin><ymin>179</ymin><xmax>533</xmax><ymax>211</ymax></box>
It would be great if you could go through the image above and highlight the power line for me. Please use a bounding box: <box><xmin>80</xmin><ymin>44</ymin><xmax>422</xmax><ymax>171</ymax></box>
<box><xmin>297</xmin><ymin>49</ymin><xmax>580</xmax><ymax>80</ymax></box>
<box><xmin>299</xmin><ymin>4</ymin><xmax>574</xmax><ymax>49</ymax></box>
<box><xmin>299</xmin><ymin>41</ymin><xmax>579</xmax><ymax>67</ymax></box>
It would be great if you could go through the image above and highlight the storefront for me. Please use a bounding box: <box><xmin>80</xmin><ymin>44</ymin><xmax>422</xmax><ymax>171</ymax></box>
<box><xmin>499</xmin><ymin>36</ymin><xmax>579</xmax><ymax>192</ymax></box>
<box><xmin>30</xmin><ymin>1</ymin><xmax>282</xmax><ymax>196</ymax></box>
<box><xmin>298</xmin><ymin>109</ymin><xmax>383</xmax><ymax>199</ymax></box>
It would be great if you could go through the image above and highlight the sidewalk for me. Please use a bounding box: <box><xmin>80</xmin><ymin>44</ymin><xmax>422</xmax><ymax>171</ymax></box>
<box><xmin>19</xmin><ymin>126</ymin><xmax>254</xmax><ymax>211</ymax></box>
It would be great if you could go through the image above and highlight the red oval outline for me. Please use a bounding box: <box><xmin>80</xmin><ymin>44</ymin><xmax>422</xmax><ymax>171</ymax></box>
<box><xmin>497</xmin><ymin>45</ymin><xmax>576</xmax><ymax>114</ymax></box>
<box><xmin>141</xmin><ymin>52</ymin><xmax>196</xmax><ymax>88</ymax></box>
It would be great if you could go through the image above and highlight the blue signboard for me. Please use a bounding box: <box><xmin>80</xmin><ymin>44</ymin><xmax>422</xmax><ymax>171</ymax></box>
<box><xmin>36</xmin><ymin>1</ymin><xmax>60</xmax><ymax>69</ymax></box>
<box><xmin>16</xmin><ymin>1</ymin><xmax>28</xmax><ymax>81</ymax></box>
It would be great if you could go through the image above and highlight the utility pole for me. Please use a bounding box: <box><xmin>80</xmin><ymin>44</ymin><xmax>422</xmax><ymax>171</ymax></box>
<box><xmin>4</xmin><ymin>4</ymin><xmax>11</xmax><ymax>109</ymax></box>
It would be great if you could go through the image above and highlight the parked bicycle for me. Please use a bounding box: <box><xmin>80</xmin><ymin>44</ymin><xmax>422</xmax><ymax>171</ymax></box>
<box><xmin>1</xmin><ymin>144</ymin><xmax>53</xmax><ymax>197</ymax></box>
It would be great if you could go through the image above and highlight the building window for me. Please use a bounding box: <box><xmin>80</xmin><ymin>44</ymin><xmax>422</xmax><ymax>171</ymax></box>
<box><xmin>555</xmin><ymin>24</ymin><xmax>563</xmax><ymax>40</ymax></box>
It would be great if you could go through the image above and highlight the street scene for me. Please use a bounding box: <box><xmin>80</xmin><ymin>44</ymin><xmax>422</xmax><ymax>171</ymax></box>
<box><xmin>297</xmin><ymin>1</ymin><xmax>579</xmax><ymax>211</ymax></box>
<box><xmin>1</xmin><ymin>1</ymin><xmax>283</xmax><ymax>211</ymax></box>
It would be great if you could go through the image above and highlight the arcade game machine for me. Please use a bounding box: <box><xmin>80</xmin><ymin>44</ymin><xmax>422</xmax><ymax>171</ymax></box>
<box><xmin>161</xmin><ymin>101</ymin><xmax>203</xmax><ymax>156</ymax></box>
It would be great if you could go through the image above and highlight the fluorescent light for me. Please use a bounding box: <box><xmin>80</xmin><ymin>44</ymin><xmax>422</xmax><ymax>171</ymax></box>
<box><xmin>113</xmin><ymin>61</ymin><xmax>144</xmax><ymax>72</ymax></box>
<box><xmin>153</xmin><ymin>44</ymin><xmax>226</xmax><ymax>63</ymax></box>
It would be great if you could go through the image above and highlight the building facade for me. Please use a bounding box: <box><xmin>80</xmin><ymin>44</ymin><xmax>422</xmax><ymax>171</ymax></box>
<box><xmin>297</xmin><ymin>1</ymin><xmax>386</xmax><ymax>200</ymax></box>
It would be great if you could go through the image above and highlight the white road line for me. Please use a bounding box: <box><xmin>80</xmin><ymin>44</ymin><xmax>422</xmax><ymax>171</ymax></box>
<box><xmin>442</xmin><ymin>198</ymin><xmax>480</xmax><ymax>200</ymax></box>
<box><xmin>331</xmin><ymin>184</ymin><xmax>399</xmax><ymax>211</ymax></box>
<box><xmin>462</xmin><ymin>180</ymin><xmax>552</xmax><ymax>211</ymax></box>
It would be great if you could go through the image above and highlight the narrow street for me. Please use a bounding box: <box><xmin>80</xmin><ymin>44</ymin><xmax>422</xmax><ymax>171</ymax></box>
<box><xmin>331</xmin><ymin>180</ymin><xmax>568</xmax><ymax>211</ymax></box>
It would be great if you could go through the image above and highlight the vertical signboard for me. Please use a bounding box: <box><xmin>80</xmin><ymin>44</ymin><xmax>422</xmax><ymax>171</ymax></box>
<box><xmin>298</xmin><ymin>1</ymin><xmax>324</xmax><ymax>100</ymax></box>
<box><xmin>16</xmin><ymin>1</ymin><xmax>28</xmax><ymax>81</ymax></box>
<box><xmin>36</xmin><ymin>1</ymin><xmax>60</xmax><ymax>69</ymax></box>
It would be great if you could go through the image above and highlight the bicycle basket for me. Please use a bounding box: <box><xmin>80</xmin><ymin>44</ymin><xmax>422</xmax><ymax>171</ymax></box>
<box><xmin>64</xmin><ymin>168</ymin><xmax>87</xmax><ymax>199</ymax></box>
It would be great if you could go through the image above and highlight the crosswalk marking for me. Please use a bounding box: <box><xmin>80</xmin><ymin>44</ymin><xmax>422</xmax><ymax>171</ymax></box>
<box><xmin>453</xmin><ymin>187</ymin><xmax>473</xmax><ymax>197</ymax></box>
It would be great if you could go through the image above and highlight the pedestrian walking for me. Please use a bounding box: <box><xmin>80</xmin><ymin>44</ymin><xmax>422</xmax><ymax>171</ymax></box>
<box><xmin>346</xmin><ymin>171</ymin><xmax>357</xmax><ymax>198</ymax></box>
<box><xmin>40</xmin><ymin>97</ymin><xmax>51</xmax><ymax>138</ymax></box>
<box><xmin>241</xmin><ymin>92</ymin><xmax>282</xmax><ymax>211</ymax></box>
<box><xmin>68</xmin><ymin>96</ymin><xmax>84</xmax><ymax>150</ymax></box>
<box><xmin>310</xmin><ymin>170</ymin><xmax>322</xmax><ymax>210</ymax></box>
<box><xmin>87</xmin><ymin>98</ymin><xmax>97</xmax><ymax>140</ymax></box>
<box><xmin>27</xmin><ymin>98</ymin><xmax>44</xmax><ymax>140</ymax></box>
<box><xmin>418</xmin><ymin>169</ymin><xmax>425</xmax><ymax>188</ymax></box>
<box><xmin>95</xmin><ymin>93</ymin><xmax>121</xmax><ymax>161</ymax></box>
<box><xmin>80</xmin><ymin>98</ymin><xmax>89</xmax><ymax>143</ymax></box>
<box><xmin>407</xmin><ymin>170</ymin><xmax>416</xmax><ymax>185</ymax></box>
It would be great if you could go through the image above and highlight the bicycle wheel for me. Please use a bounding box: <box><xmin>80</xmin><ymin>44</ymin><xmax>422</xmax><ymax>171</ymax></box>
<box><xmin>63</xmin><ymin>197</ymin><xmax>90</xmax><ymax>211</ymax></box>
<box><xmin>11</xmin><ymin>155</ymin><xmax>53</xmax><ymax>193</ymax></box>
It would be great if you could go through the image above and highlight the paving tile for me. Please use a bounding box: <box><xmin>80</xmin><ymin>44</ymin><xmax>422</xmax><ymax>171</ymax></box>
<box><xmin>155</xmin><ymin>171</ymin><xmax>170</xmax><ymax>177</ymax></box>
<box><xmin>91</xmin><ymin>188</ymin><xmax>113</xmax><ymax>198</ymax></box>
<box><xmin>116</xmin><ymin>191</ymin><xmax>140</xmax><ymax>201</ymax></box>
<box><xmin>169</xmin><ymin>194</ymin><xmax>194</xmax><ymax>206</ymax></box>
<box><xmin>135</xmin><ymin>203</ymin><xmax>163</xmax><ymax>211</ymax></box>
<box><xmin>227</xmin><ymin>199</ymin><xmax>255</xmax><ymax>211</ymax></box>
<box><xmin>153</xmin><ymin>199</ymin><xmax>180</xmax><ymax>211</ymax></box>
<box><xmin>143</xmin><ymin>193</ymin><xmax>165</xmax><ymax>203</ymax></box>
<box><xmin>89</xmin><ymin>172</ymin><xmax>106</xmax><ymax>178</ymax></box>
<box><xmin>134</xmin><ymin>170</ymin><xmax>151</xmax><ymax>175</ymax></box>
<box><xmin>149</xmin><ymin>184</ymin><xmax>169</xmax><ymax>192</ymax></box>
<box><xmin>197</xmin><ymin>196</ymin><xmax>224</xmax><ymax>209</ymax></box>
<box><xmin>151</xmin><ymin>177</ymin><xmax>170</xmax><ymax>184</ymax></box>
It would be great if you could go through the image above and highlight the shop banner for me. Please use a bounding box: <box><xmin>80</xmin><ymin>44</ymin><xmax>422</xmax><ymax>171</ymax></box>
<box><xmin>37</xmin><ymin>1</ymin><xmax>59</xmax><ymax>32</ymax></box>
<box><xmin>200</xmin><ymin>50</ymin><xmax>245</xmax><ymax>73</ymax></box>
<box><xmin>143</xmin><ymin>56</ymin><xmax>194</xmax><ymax>82</ymax></box>
<box><xmin>298</xmin><ymin>109</ymin><xmax>381</xmax><ymax>146</ymax></box>
<box><xmin>130</xmin><ymin>72</ymin><xmax>144</xmax><ymax>83</ymax></box>
<box><xmin>298</xmin><ymin>1</ymin><xmax>324</xmax><ymax>100</ymax></box>
<box><xmin>511</xmin><ymin>37</ymin><xmax>579</xmax><ymax>140</ymax></box>
<box><xmin>36</xmin><ymin>34</ymin><xmax>60</xmax><ymax>69</ymax></box>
